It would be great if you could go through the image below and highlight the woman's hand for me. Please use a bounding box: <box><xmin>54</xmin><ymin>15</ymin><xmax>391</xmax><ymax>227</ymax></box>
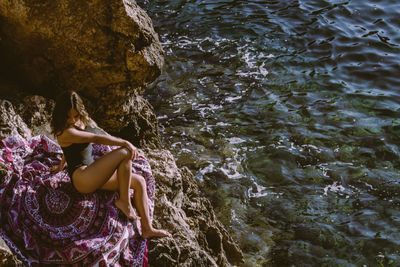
<box><xmin>123</xmin><ymin>141</ymin><xmax>138</xmax><ymax>160</ymax></box>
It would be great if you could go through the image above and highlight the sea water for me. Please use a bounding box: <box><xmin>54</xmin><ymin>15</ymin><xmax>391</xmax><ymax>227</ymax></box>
<box><xmin>138</xmin><ymin>0</ymin><xmax>400</xmax><ymax>265</ymax></box>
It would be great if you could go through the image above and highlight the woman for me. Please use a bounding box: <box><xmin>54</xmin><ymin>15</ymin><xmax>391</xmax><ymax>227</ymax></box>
<box><xmin>51</xmin><ymin>90</ymin><xmax>170</xmax><ymax>238</ymax></box>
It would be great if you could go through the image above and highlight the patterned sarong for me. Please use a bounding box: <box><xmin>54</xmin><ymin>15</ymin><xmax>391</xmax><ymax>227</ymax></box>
<box><xmin>0</xmin><ymin>134</ymin><xmax>154</xmax><ymax>266</ymax></box>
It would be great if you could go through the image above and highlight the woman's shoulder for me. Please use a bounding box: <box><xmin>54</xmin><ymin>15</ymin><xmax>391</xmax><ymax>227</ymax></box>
<box><xmin>57</xmin><ymin>125</ymin><xmax>84</xmax><ymax>139</ymax></box>
<box><xmin>61</xmin><ymin>126</ymin><xmax>88</xmax><ymax>137</ymax></box>
<box><xmin>57</xmin><ymin>126</ymin><xmax>95</xmax><ymax>147</ymax></box>
<box><xmin>56</xmin><ymin>127</ymin><xmax>73</xmax><ymax>143</ymax></box>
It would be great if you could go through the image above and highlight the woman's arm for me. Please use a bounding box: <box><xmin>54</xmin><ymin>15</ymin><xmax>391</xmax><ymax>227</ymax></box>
<box><xmin>59</xmin><ymin>127</ymin><xmax>138</xmax><ymax>158</ymax></box>
<box><xmin>60</xmin><ymin>127</ymin><xmax>125</xmax><ymax>146</ymax></box>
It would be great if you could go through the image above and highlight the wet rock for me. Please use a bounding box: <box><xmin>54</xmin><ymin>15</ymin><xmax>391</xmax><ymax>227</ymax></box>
<box><xmin>145</xmin><ymin>149</ymin><xmax>243</xmax><ymax>266</ymax></box>
<box><xmin>0</xmin><ymin>0</ymin><xmax>164</xmax><ymax>136</ymax></box>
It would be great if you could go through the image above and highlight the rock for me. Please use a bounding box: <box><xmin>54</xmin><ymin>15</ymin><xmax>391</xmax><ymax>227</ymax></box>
<box><xmin>0</xmin><ymin>95</ymin><xmax>55</xmax><ymax>141</ymax></box>
<box><xmin>0</xmin><ymin>99</ymin><xmax>31</xmax><ymax>140</ymax></box>
<box><xmin>0</xmin><ymin>0</ymin><xmax>164</xmax><ymax>136</ymax></box>
<box><xmin>0</xmin><ymin>161</ymin><xmax>8</xmax><ymax>187</ymax></box>
<box><xmin>0</xmin><ymin>91</ymin><xmax>160</xmax><ymax>148</ymax></box>
<box><xmin>0</xmin><ymin>238</ymin><xmax>22</xmax><ymax>266</ymax></box>
<box><xmin>145</xmin><ymin>149</ymin><xmax>244</xmax><ymax>266</ymax></box>
<box><xmin>0</xmin><ymin>0</ymin><xmax>163</xmax><ymax>93</ymax></box>
<box><xmin>16</xmin><ymin>95</ymin><xmax>55</xmax><ymax>140</ymax></box>
<box><xmin>91</xmin><ymin>86</ymin><xmax>161</xmax><ymax>148</ymax></box>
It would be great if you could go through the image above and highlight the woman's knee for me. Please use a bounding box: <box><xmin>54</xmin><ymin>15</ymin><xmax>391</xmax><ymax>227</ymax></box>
<box><xmin>132</xmin><ymin>174</ymin><xmax>146</xmax><ymax>188</ymax></box>
<box><xmin>119</xmin><ymin>147</ymin><xmax>133</xmax><ymax>160</ymax></box>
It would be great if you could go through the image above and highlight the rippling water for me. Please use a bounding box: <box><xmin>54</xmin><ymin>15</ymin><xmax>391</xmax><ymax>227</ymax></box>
<box><xmin>138</xmin><ymin>0</ymin><xmax>400</xmax><ymax>265</ymax></box>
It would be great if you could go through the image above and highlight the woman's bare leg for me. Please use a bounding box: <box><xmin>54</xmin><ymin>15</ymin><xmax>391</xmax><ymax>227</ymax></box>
<box><xmin>131</xmin><ymin>174</ymin><xmax>171</xmax><ymax>238</ymax></box>
<box><xmin>99</xmin><ymin>171</ymin><xmax>119</xmax><ymax>191</ymax></box>
<box><xmin>100</xmin><ymin>173</ymin><xmax>171</xmax><ymax>238</ymax></box>
<box><xmin>72</xmin><ymin>147</ymin><xmax>137</xmax><ymax>220</ymax></box>
<box><xmin>114</xmin><ymin>157</ymin><xmax>137</xmax><ymax>220</ymax></box>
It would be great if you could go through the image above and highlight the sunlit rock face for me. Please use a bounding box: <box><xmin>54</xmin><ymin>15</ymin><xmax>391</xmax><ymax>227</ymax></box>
<box><xmin>0</xmin><ymin>0</ymin><xmax>163</xmax><ymax>141</ymax></box>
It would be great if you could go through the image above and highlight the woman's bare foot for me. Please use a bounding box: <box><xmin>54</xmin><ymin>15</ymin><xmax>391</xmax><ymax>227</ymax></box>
<box><xmin>115</xmin><ymin>199</ymin><xmax>139</xmax><ymax>221</ymax></box>
<box><xmin>141</xmin><ymin>226</ymin><xmax>172</xmax><ymax>239</ymax></box>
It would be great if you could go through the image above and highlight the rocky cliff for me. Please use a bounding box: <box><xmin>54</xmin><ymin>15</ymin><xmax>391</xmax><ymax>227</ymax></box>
<box><xmin>0</xmin><ymin>0</ymin><xmax>162</xmax><ymax>147</ymax></box>
<box><xmin>0</xmin><ymin>0</ymin><xmax>243</xmax><ymax>266</ymax></box>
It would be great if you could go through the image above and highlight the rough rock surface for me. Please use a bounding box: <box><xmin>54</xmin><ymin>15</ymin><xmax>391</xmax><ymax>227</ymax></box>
<box><xmin>0</xmin><ymin>237</ymin><xmax>22</xmax><ymax>267</ymax></box>
<box><xmin>16</xmin><ymin>95</ymin><xmax>55</xmax><ymax>139</ymax></box>
<box><xmin>0</xmin><ymin>0</ymin><xmax>164</xmax><ymax>142</ymax></box>
<box><xmin>145</xmin><ymin>149</ymin><xmax>243</xmax><ymax>266</ymax></box>
<box><xmin>0</xmin><ymin>99</ymin><xmax>244</xmax><ymax>266</ymax></box>
<box><xmin>0</xmin><ymin>99</ymin><xmax>32</xmax><ymax>140</ymax></box>
<box><xmin>91</xmin><ymin>86</ymin><xmax>161</xmax><ymax>149</ymax></box>
<box><xmin>0</xmin><ymin>95</ymin><xmax>55</xmax><ymax>141</ymax></box>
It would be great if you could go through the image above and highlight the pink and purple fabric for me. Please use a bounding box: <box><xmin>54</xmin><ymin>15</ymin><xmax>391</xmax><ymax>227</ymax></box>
<box><xmin>0</xmin><ymin>134</ymin><xmax>154</xmax><ymax>266</ymax></box>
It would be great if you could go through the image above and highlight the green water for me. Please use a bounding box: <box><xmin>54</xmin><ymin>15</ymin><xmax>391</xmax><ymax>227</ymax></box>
<box><xmin>139</xmin><ymin>0</ymin><xmax>400</xmax><ymax>265</ymax></box>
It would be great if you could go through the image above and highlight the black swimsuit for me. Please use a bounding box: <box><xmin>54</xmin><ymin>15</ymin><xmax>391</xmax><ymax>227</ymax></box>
<box><xmin>60</xmin><ymin>126</ymin><xmax>95</xmax><ymax>178</ymax></box>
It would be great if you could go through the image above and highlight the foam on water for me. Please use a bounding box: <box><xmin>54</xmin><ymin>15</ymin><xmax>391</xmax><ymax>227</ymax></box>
<box><xmin>323</xmin><ymin>181</ymin><xmax>346</xmax><ymax>196</ymax></box>
<box><xmin>225</xmin><ymin>95</ymin><xmax>242</xmax><ymax>103</ymax></box>
<box><xmin>159</xmin><ymin>32</ymin><xmax>275</xmax><ymax>80</ymax></box>
<box><xmin>227</xmin><ymin>137</ymin><xmax>246</xmax><ymax>145</ymax></box>
<box><xmin>220</xmin><ymin>164</ymin><xmax>242</xmax><ymax>179</ymax></box>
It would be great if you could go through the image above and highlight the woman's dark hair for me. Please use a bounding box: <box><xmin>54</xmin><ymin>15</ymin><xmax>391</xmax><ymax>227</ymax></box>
<box><xmin>51</xmin><ymin>91</ymin><xmax>92</xmax><ymax>136</ymax></box>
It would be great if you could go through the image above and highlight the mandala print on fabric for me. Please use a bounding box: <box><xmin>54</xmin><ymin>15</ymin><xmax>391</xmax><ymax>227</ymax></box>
<box><xmin>0</xmin><ymin>134</ymin><xmax>154</xmax><ymax>266</ymax></box>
